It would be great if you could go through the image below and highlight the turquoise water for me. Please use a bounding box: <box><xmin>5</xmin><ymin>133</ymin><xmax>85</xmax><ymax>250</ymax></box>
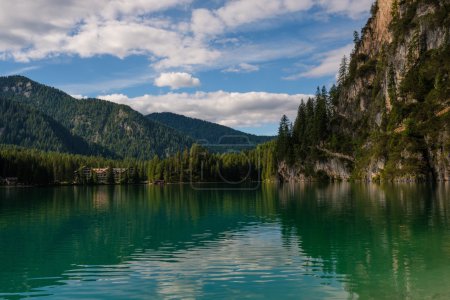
<box><xmin>1</xmin><ymin>183</ymin><xmax>450</xmax><ymax>299</ymax></box>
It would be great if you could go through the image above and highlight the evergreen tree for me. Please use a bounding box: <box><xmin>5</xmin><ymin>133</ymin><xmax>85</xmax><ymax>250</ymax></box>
<box><xmin>314</xmin><ymin>88</ymin><xmax>329</xmax><ymax>144</ymax></box>
<box><xmin>353</xmin><ymin>31</ymin><xmax>360</xmax><ymax>45</ymax></box>
<box><xmin>276</xmin><ymin>115</ymin><xmax>291</xmax><ymax>162</ymax></box>
<box><xmin>329</xmin><ymin>84</ymin><xmax>339</xmax><ymax>107</ymax></box>
<box><xmin>305</xmin><ymin>98</ymin><xmax>316</xmax><ymax>147</ymax></box>
<box><xmin>338</xmin><ymin>56</ymin><xmax>348</xmax><ymax>86</ymax></box>
<box><xmin>293</xmin><ymin>102</ymin><xmax>307</xmax><ymax>155</ymax></box>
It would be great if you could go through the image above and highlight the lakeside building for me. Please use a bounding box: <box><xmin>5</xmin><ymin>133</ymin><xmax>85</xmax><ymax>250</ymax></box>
<box><xmin>74</xmin><ymin>167</ymin><xmax>136</xmax><ymax>184</ymax></box>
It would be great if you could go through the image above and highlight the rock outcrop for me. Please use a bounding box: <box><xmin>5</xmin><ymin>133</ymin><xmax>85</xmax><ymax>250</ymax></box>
<box><xmin>278</xmin><ymin>0</ymin><xmax>450</xmax><ymax>182</ymax></box>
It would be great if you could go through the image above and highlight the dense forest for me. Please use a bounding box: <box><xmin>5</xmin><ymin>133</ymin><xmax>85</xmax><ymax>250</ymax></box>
<box><xmin>275</xmin><ymin>86</ymin><xmax>351</xmax><ymax>166</ymax></box>
<box><xmin>0</xmin><ymin>97</ymin><xmax>98</xmax><ymax>155</ymax></box>
<box><xmin>0</xmin><ymin>142</ymin><xmax>276</xmax><ymax>185</ymax></box>
<box><xmin>0</xmin><ymin>76</ymin><xmax>193</xmax><ymax>159</ymax></box>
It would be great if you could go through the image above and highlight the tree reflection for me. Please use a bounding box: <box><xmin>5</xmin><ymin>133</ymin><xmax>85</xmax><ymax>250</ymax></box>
<box><xmin>277</xmin><ymin>182</ymin><xmax>450</xmax><ymax>299</ymax></box>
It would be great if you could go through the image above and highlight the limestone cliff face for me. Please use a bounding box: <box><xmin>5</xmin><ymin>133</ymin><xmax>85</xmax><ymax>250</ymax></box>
<box><xmin>340</xmin><ymin>0</ymin><xmax>450</xmax><ymax>181</ymax></box>
<box><xmin>277</xmin><ymin>159</ymin><xmax>352</xmax><ymax>182</ymax></box>
<box><xmin>278</xmin><ymin>0</ymin><xmax>450</xmax><ymax>182</ymax></box>
<box><xmin>359</xmin><ymin>0</ymin><xmax>393</xmax><ymax>57</ymax></box>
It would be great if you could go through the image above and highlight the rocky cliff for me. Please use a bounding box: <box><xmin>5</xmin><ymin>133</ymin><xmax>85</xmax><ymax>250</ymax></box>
<box><xmin>278</xmin><ymin>0</ymin><xmax>450</xmax><ymax>182</ymax></box>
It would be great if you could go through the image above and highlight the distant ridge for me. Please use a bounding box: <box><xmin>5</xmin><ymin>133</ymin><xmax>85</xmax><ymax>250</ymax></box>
<box><xmin>0</xmin><ymin>75</ymin><xmax>192</xmax><ymax>159</ymax></box>
<box><xmin>147</xmin><ymin>112</ymin><xmax>274</xmax><ymax>145</ymax></box>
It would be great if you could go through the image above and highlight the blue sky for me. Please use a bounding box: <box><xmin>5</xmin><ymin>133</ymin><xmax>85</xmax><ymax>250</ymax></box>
<box><xmin>0</xmin><ymin>0</ymin><xmax>372</xmax><ymax>135</ymax></box>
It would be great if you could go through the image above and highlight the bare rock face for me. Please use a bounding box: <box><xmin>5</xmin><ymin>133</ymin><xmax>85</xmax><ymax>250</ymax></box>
<box><xmin>340</xmin><ymin>0</ymin><xmax>449</xmax><ymax>182</ymax></box>
<box><xmin>279</xmin><ymin>0</ymin><xmax>449</xmax><ymax>182</ymax></box>
<box><xmin>277</xmin><ymin>161</ymin><xmax>311</xmax><ymax>182</ymax></box>
<box><xmin>2</xmin><ymin>81</ymin><xmax>33</xmax><ymax>98</ymax></box>
<box><xmin>314</xmin><ymin>159</ymin><xmax>351</xmax><ymax>180</ymax></box>
<box><xmin>359</xmin><ymin>0</ymin><xmax>393</xmax><ymax>57</ymax></box>
<box><xmin>277</xmin><ymin>159</ymin><xmax>351</xmax><ymax>182</ymax></box>
<box><xmin>426</xmin><ymin>131</ymin><xmax>450</xmax><ymax>182</ymax></box>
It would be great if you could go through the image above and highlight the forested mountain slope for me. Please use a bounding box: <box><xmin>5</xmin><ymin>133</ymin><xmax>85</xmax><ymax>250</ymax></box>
<box><xmin>0</xmin><ymin>97</ymin><xmax>103</xmax><ymax>155</ymax></box>
<box><xmin>277</xmin><ymin>0</ymin><xmax>450</xmax><ymax>182</ymax></box>
<box><xmin>0</xmin><ymin>76</ymin><xmax>192</xmax><ymax>159</ymax></box>
<box><xmin>147</xmin><ymin>112</ymin><xmax>274</xmax><ymax>145</ymax></box>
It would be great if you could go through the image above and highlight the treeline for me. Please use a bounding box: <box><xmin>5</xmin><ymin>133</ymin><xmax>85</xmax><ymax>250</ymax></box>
<box><xmin>0</xmin><ymin>142</ymin><xmax>277</xmax><ymax>185</ymax></box>
<box><xmin>0</xmin><ymin>145</ymin><xmax>146</xmax><ymax>185</ymax></box>
<box><xmin>276</xmin><ymin>86</ymin><xmax>352</xmax><ymax>167</ymax></box>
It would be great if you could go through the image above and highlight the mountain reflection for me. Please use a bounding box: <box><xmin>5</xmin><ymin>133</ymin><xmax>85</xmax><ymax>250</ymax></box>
<box><xmin>1</xmin><ymin>183</ymin><xmax>450</xmax><ymax>299</ymax></box>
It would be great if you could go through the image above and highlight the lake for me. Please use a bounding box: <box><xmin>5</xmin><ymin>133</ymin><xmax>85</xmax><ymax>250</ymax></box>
<box><xmin>1</xmin><ymin>183</ymin><xmax>450</xmax><ymax>299</ymax></box>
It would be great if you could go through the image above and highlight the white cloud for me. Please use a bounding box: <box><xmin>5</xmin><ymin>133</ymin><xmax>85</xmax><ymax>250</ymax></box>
<box><xmin>154</xmin><ymin>72</ymin><xmax>200</xmax><ymax>89</ymax></box>
<box><xmin>98</xmin><ymin>91</ymin><xmax>311</xmax><ymax>128</ymax></box>
<box><xmin>318</xmin><ymin>0</ymin><xmax>374</xmax><ymax>18</ymax></box>
<box><xmin>215</xmin><ymin>0</ymin><xmax>314</xmax><ymax>29</ymax></box>
<box><xmin>0</xmin><ymin>0</ymin><xmax>371</xmax><ymax>71</ymax></box>
<box><xmin>190</xmin><ymin>9</ymin><xmax>225</xmax><ymax>37</ymax></box>
<box><xmin>223</xmin><ymin>63</ymin><xmax>259</xmax><ymax>73</ymax></box>
<box><xmin>70</xmin><ymin>94</ymin><xmax>88</xmax><ymax>100</ymax></box>
<box><xmin>285</xmin><ymin>44</ymin><xmax>353</xmax><ymax>79</ymax></box>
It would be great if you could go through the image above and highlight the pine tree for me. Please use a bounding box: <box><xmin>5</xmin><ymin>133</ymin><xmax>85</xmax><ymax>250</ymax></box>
<box><xmin>353</xmin><ymin>31</ymin><xmax>360</xmax><ymax>45</ymax></box>
<box><xmin>293</xmin><ymin>102</ymin><xmax>307</xmax><ymax>160</ymax></box>
<box><xmin>329</xmin><ymin>84</ymin><xmax>339</xmax><ymax>107</ymax></box>
<box><xmin>321</xmin><ymin>86</ymin><xmax>328</xmax><ymax>101</ymax></box>
<box><xmin>276</xmin><ymin>115</ymin><xmax>291</xmax><ymax>162</ymax></box>
<box><xmin>314</xmin><ymin>88</ymin><xmax>329</xmax><ymax>144</ymax></box>
<box><xmin>305</xmin><ymin>98</ymin><xmax>316</xmax><ymax>147</ymax></box>
<box><xmin>338</xmin><ymin>56</ymin><xmax>348</xmax><ymax>86</ymax></box>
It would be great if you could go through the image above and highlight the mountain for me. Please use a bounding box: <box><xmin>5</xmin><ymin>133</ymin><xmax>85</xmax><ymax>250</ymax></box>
<box><xmin>277</xmin><ymin>0</ymin><xmax>450</xmax><ymax>182</ymax></box>
<box><xmin>0</xmin><ymin>76</ymin><xmax>192</xmax><ymax>159</ymax></box>
<box><xmin>147</xmin><ymin>112</ymin><xmax>274</xmax><ymax>146</ymax></box>
<box><xmin>0</xmin><ymin>97</ymin><xmax>106</xmax><ymax>155</ymax></box>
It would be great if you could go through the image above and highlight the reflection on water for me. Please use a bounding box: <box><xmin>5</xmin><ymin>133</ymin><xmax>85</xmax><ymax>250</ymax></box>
<box><xmin>0</xmin><ymin>183</ymin><xmax>449</xmax><ymax>299</ymax></box>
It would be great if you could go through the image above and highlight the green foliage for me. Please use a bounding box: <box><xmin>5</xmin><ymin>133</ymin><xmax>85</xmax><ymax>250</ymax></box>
<box><xmin>0</xmin><ymin>76</ymin><xmax>192</xmax><ymax>159</ymax></box>
<box><xmin>353</xmin><ymin>31</ymin><xmax>360</xmax><ymax>45</ymax></box>
<box><xmin>400</xmin><ymin>45</ymin><xmax>450</xmax><ymax>103</ymax></box>
<box><xmin>370</xmin><ymin>1</ymin><xmax>378</xmax><ymax>15</ymax></box>
<box><xmin>356</xmin><ymin>58</ymin><xmax>377</xmax><ymax>78</ymax></box>
<box><xmin>0</xmin><ymin>142</ymin><xmax>275</xmax><ymax>185</ymax></box>
<box><xmin>0</xmin><ymin>145</ymin><xmax>145</xmax><ymax>185</ymax></box>
<box><xmin>275</xmin><ymin>86</ymin><xmax>343</xmax><ymax>176</ymax></box>
<box><xmin>338</xmin><ymin>56</ymin><xmax>348</xmax><ymax>86</ymax></box>
<box><xmin>0</xmin><ymin>97</ymin><xmax>98</xmax><ymax>155</ymax></box>
<box><xmin>276</xmin><ymin>115</ymin><xmax>292</xmax><ymax>163</ymax></box>
<box><xmin>390</xmin><ymin>0</ymin><xmax>419</xmax><ymax>46</ymax></box>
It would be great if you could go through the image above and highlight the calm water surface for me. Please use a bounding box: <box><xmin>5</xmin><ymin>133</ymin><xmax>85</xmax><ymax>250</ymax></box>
<box><xmin>1</xmin><ymin>183</ymin><xmax>450</xmax><ymax>299</ymax></box>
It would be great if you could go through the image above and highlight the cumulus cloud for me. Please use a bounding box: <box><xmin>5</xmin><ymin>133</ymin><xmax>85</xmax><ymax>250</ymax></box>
<box><xmin>98</xmin><ymin>91</ymin><xmax>311</xmax><ymax>128</ymax></box>
<box><xmin>284</xmin><ymin>44</ymin><xmax>353</xmax><ymax>79</ymax></box>
<box><xmin>214</xmin><ymin>0</ymin><xmax>314</xmax><ymax>29</ymax></box>
<box><xmin>0</xmin><ymin>0</ymin><xmax>371</xmax><ymax>71</ymax></box>
<box><xmin>154</xmin><ymin>72</ymin><xmax>201</xmax><ymax>89</ymax></box>
<box><xmin>223</xmin><ymin>63</ymin><xmax>260</xmax><ymax>73</ymax></box>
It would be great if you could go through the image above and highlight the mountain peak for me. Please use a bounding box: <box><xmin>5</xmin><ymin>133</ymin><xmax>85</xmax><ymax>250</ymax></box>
<box><xmin>0</xmin><ymin>76</ymin><xmax>193</xmax><ymax>159</ymax></box>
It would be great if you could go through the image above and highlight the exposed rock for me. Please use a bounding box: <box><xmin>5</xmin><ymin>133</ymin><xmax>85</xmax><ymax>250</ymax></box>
<box><xmin>281</xmin><ymin>0</ymin><xmax>449</xmax><ymax>182</ymax></box>
<box><xmin>277</xmin><ymin>159</ymin><xmax>351</xmax><ymax>182</ymax></box>
<box><xmin>314</xmin><ymin>159</ymin><xmax>351</xmax><ymax>181</ymax></box>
